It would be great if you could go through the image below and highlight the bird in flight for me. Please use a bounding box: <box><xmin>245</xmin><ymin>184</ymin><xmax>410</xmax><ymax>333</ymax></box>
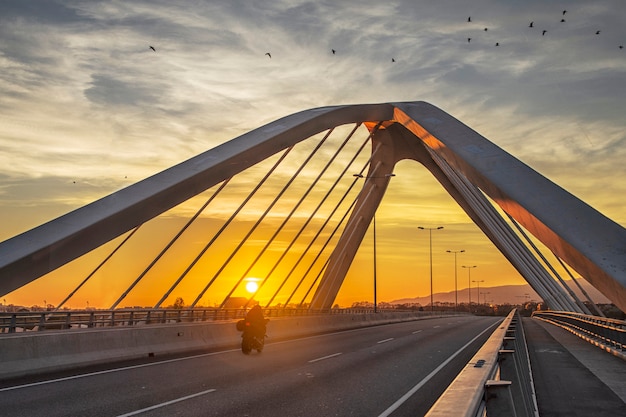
<box><xmin>149</xmin><ymin>46</ymin><xmax>156</xmax><ymax>52</ymax></box>
<box><xmin>265</xmin><ymin>52</ymin><xmax>272</xmax><ymax>58</ymax></box>
<box><xmin>467</xmin><ymin>16</ymin><xmax>471</xmax><ymax>22</ymax></box>
<box><xmin>467</xmin><ymin>37</ymin><xmax>472</xmax><ymax>43</ymax></box>
<box><xmin>391</xmin><ymin>58</ymin><xmax>395</xmax><ymax>62</ymax></box>
<box><xmin>595</xmin><ymin>30</ymin><xmax>601</xmax><ymax>35</ymax></box>
<box><xmin>332</xmin><ymin>49</ymin><xmax>336</xmax><ymax>55</ymax></box>
<box><xmin>561</xmin><ymin>19</ymin><xmax>566</xmax><ymax>23</ymax></box>
<box><xmin>495</xmin><ymin>42</ymin><xmax>500</xmax><ymax>46</ymax></box>
<box><xmin>563</xmin><ymin>10</ymin><xmax>567</xmax><ymax>15</ymax></box>
<box><xmin>529</xmin><ymin>21</ymin><xmax>534</xmax><ymax>28</ymax></box>
<box><xmin>542</xmin><ymin>30</ymin><xmax>547</xmax><ymax>36</ymax></box>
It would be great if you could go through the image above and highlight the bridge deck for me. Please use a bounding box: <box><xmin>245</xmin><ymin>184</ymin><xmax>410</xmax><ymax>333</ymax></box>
<box><xmin>524</xmin><ymin>317</ymin><xmax>626</xmax><ymax>416</ymax></box>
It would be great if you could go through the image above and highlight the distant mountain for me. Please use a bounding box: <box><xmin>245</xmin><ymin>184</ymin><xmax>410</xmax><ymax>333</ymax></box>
<box><xmin>390</xmin><ymin>281</ymin><xmax>611</xmax><ymax>306</ymax></box>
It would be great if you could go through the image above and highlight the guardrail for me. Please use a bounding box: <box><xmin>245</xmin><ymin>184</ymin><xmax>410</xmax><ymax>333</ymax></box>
<box><xmin>0</xmin><ymin>307</ymin><xmax>452</xmax><ymax>334</ymax></box>
<box><xmin>426</xmin><ymin>309</ymin><xmax>539</xmax><ymax>417</ymax></box>
<box><xmin>532</xmin><ymin>310</ymin><xmax>626</xmax><ymax>358</ymax></box>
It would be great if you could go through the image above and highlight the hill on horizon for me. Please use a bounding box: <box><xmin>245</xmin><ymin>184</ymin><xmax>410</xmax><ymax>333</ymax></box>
<box><xmin>390</xmin><ymin>281</ymin><xmax>611</xmax><ymax>306</ymax></box>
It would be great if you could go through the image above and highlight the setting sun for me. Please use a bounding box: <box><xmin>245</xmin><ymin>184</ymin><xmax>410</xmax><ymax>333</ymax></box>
<box><xmin>245</xmin><ymin>279</ymin><xmax>260</xmax><ymax>294</ymax></box>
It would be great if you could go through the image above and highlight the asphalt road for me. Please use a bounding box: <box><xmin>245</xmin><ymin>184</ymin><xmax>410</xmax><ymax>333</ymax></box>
<box><xmin>0</xmin><ymin>315</ymin><xmax>501</xmax><ymax>417</ymax></box>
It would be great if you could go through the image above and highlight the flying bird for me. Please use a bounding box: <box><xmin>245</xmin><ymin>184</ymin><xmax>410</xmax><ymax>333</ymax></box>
<box><xmin>620</xmin><ymin>45</ymin><xmax>624</xmax><ymax>49</ymax></box>
<box><xmin>595</xmin><ymin>30</ymin><xmax>601</xmax><ymax>35</ymax></box>
<box><xmin>391</xmin><ymin>58</ymin><xmax>395</xmax><ymax>62</ymax></box>
<box><xmin>332</xmin><ymin>49</ymin><xmax>336</xmax><ymax>55</ymax></box>
<box><xmin>561</xmin><ymin>19</ymin><xmax>566</xmax><ymax>23</ymax></box>
<box><xmin>529</xmin><ymin>21</ymin><xmax>534</xmax><ymax>28</ymax></box>
<box><xmin>495</xmin><ymin>42</ymin><xmax>500</xmax><ymax>46</ymax></box>
<box><xmin>467</xmin><ymin>37</ymin><xmax>472</xmax><ymax>43</ymax></box>
<box><xmin>542</xmin><ymin>30</ymin><xmax>547</xmax><ymax>36</ymax></box>
<box><xmin>484</xmin><ymin>27</ymin><xmax>488</xmax><ymax>31</ymax></box>
<box><xmin>467</xmin><ymin>16</ymin><xmax>471</xmax><ymax>22</ymax></box>
<box><xmin>265</xmin><ymin>52</ymin><xmax>272</xmax><ymax>58</ymax></box>
<box><xmin>149</xmin><ymin>46</ymin><xmax>156</xmax><ymax>52</ymax></box>
<box><xmin>563</xmin><ymin>10</ymin><xmax>567</xmax><ymax>15</ymax></box>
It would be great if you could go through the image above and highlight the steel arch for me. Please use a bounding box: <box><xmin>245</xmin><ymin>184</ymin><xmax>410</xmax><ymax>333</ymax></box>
<box><xmin>0</xmin><ymin>101</ymin><xmax>624</xmax><ymax>312</ymax></box>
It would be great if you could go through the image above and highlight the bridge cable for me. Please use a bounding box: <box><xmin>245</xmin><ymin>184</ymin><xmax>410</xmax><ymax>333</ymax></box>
<box><xmin>504</xmin><ymin>211</ymin><xmax>593</xmax><ymax>314</ymax></box>
<box><xmin>282</xmin><ymin>146</ymin><xmax>380</xmax><ymax>308</ymax></box>
<box><xmin>300</xmin><ymin>175</ymin><xmax>381</xmax><ymax>308</ymax></box>
<box><xmin>288</xmin><ymin>139</ymin><xmax>385</xmax><ymax>308</ymax></box>
<box><xmin>425</xmin><ymin>146</ymin><xmax>577</xmax><ymax>311</ymax></box>
<box><xmin>245</xmin><ymin>123</ymin><xmax>372</xmax><ymax>307</ymax></box>
<box><xmin>430</xmin><ymin>150</ymin><xmax>574</xmax><ymax>310</ymax></box>
<box><xmin>187</xmin><ymin>143</ymin><xmax>307</xmax><ymax>307</ymax></box>
<box><xmin>110</xmin><ymin>179</ymin><xmax>232</xmax><ymax>309</ymax></box>
<box><xmin>189</xmin><ymin>129</ymin><xmax>334</xmax><ymax>308</ymax></box>
<box><xmin>265</xmin><ymin>125</ymin><xmax>381</xmax><ymax>307</ymax></box>
<box><xmin>218</xmin><ymin>128</ymin><xmax>344</xmax><ymax>308</ymax></box>
<box><xmin>54</xmin><ymin>225</ymin><xmax>143</xmax><ymax>311</ymax></box>
<box><xmin>244</xmin><ymin>123</ymin><xmax>362</xmax><ymax>307</ymax></box>
<box><xmin>552</xmin><ymin>254</ymin><xmax>605</xmax><ymax>316</ymax></box>
<box><xmin>156</xmin><ymin>146</ymin><xmax>295</xmax><ymax>309</ymax></box>
<box><xmin>305</xmin><ymin>158</ymin><xmax>390</xmax><ymax>309</ymax></box>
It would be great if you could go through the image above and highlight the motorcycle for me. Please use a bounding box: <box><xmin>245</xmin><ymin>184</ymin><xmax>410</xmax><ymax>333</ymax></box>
<box><xmin>236</xmin><ymin>318</ymin><xmax>269</xmax><ymax>354</ymax></box>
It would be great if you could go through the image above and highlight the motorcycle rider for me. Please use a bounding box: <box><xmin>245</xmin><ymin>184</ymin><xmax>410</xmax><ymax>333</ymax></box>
<box><xmin>245</xmin><ymin>304</ymin><xmax>267</xmax><ymax>339</ymax></box>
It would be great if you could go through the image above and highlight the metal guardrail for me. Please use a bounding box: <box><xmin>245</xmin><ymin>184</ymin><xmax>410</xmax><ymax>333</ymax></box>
<box><xmin>426</xmin><ymin>309</ymin><xmax>539</xmax><ymax>417</ymax></box>
<box><xmin>532</xmin><ymin>310</ymin><xmax>626</xmax><ymax>357</ymax></box>
<box><xmin>0</xmin><ymin>307</ymin><xmax>451</xmax><ymax>334</ymax></box>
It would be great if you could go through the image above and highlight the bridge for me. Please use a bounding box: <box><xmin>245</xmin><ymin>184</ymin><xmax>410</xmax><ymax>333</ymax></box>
<box><xmin>1</xmin><ymin>101</ymin><xmax>625</xmax><ymax>416</ymax></box>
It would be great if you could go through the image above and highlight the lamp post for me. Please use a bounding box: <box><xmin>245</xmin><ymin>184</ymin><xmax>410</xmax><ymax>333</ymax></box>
<box><xmin>353</xmin><ymin>173</ymin><xmax>395</xmax><ymax>313</ymax></box>
<box><xmin>472</xmin><ymin>279</ymin><xmax>484</xmax><ymax>310</ymax></box>
<box><xmin>446</xmin><ymin>249</ymin><xmax>465</xmax><ymax>312</ymax></box>
<box><xmin>462</xmin><ymin>265</ymin><xmax>477</xmax><ymax>309</ymax></box>
<box><xmin>418</xmin><ymin>226</ymin><xmax>444</xmax><ymax>312</ymax></box>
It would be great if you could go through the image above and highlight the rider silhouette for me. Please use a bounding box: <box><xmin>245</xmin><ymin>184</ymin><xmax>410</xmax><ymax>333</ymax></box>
<box><xmin>245</xmin><ymin>304</ymin><xmax>267</xmax><ymax>338</ymax></box>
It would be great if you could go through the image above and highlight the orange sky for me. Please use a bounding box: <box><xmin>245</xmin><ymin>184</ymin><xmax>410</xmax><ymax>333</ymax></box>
<box><xmin>1</xmin><ymin>1</ymin><xmax>625</xmax><ymax>309</ymax></box>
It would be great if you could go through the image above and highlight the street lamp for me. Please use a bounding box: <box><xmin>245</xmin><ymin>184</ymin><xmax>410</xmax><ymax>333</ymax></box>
<box><xmin>472</xmin><ymin>279</ymin><xmax>484</xmax><ymax>310</ymax></box>
<box><xmin>418</xmin><ymin>226</ymin><xmax>444</xmax><ymax>312</ymax></box>
<box><xmin>446</xmin><ymin>249</ymin><xmax>465</xmax><ymax>312</ymax></box>
<box><xmin>462</xmin><ymin>265</ymin><xmax>477</xmax><ymax>308</ymax></box>
<box><xmin>353</xmin><ymin>173</ymin><xmax>395</xmax><ymax>313</ymax></box>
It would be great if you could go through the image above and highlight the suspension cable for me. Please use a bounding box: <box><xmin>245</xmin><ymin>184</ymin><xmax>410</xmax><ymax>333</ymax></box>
<box><xmin>267</xmin><ymin>125</ymin><xmax>382</xmax><ymax>307</ymax></box>
<box><xmin>217</xmin><ymin>129</ymin><xmax>336</xmax><ymax>308</ymax></box>
<box><xmin>54</xmin><ymin>225</ymin><xmax>142</xmax><ymax>311</ymax></box>
<box><xmin>244</xmin><ymin>123</ymin><xmax>364</xmax><ymax>308</ymax></box>
<box><xmin>504</xmin><ymin>211</ymin><xmax>593</xmax><ymax>314</ymax></box>
<box><xmin>171</xmin><ymin>145</ymin><xmax>295</xmax><ymax>308</ymax></box>
<box><xmin>110</xmin><ymin>179</ymin><xmax>231</xmax><ymax>309</ymax></box>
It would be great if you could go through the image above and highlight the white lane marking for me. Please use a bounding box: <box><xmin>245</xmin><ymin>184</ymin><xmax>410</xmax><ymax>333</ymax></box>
<box><xmin>0</xmin><ymin>349</ymin><xmax>239</xmax><ymax>393</ymax></box>
<box><xmin>377</xmin><ymin>320</ymin><xmax>501</xmax><ymax>417</ymax></box>
<box><xmin>433</xmin><ymin>325</ymin><xmax>441</xmax><ymax>328</ymax></box>
<box><xmin>308</xmin><ymin>352</ymin><xmax>343</xmax><ymax>363</ymax></box>
<box><xmin>412</xmin><ymin>330</ymin><xmax>423</xmax><ymax>334</ymax></box>
<box><xmin>115</xmin><ymin>388</ymin><xmax>216</xmax><ymax>417</ymax></box>
<box><xmin>377</xmin><ymin>338</ymin><xmax>394</xmax><ymax>344</ymax></box>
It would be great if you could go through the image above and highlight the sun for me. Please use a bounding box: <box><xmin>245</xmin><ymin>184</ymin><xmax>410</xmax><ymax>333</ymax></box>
<box><xmin>245</xmin><ymin>280</ymin><xmax>259</xmax><ymax>293</ymax></box>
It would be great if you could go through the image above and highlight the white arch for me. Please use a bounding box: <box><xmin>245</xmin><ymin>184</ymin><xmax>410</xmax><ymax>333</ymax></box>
<box><xmin>1</xmin><ymin>102</ymin><xmax>624</xmax><ymax>312</ymax></box>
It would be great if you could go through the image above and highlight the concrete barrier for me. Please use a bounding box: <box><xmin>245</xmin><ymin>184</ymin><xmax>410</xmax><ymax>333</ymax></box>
<box><xmin>0</xmin><ymin>311</ymin><xmax>454</xmax><ymax>380</ymax></box>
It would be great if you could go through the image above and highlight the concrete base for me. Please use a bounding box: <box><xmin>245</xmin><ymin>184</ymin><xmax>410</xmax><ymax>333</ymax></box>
<box><xmin>0</xmin><ymin>311</ymin><xmax>449</xmax><ymax>380</ymax></box>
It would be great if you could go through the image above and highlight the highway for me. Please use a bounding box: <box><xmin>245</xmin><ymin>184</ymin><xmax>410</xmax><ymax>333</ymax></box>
<box><xmin>0</xmin><ymin>315</ymin><xmax>501</xmax><ymax>417</ymax></box>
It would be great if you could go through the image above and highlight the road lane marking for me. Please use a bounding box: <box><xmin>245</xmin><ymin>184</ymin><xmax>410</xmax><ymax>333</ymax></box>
<box><xmin>308</xmin><ymin>352</ymin><xmax>343</xmax><ymax>363</ymax></box>
<box><xmin>115</xmin><ymin>388</ymin><xmax>216</xmax><ymax>417</ymax></box>
<box><xmin>377</xmin><ymin>320</ymin><xmax>501</xmax><ymax>417</ymax></box>
<box><xmin>377</xmin><ymin>338</ymin><xmax>394</xmax><ymax>344</ymax></box>
<box><xmin>412</xmin><ymin>330</ymin><xmax>423</xmax><ymax>334</ymax></box>
<box><xmin>433</xmin><ymin>325</ymin><xmax>441</xmax><ymax>328</ymax></box>
<box><xmin>0</xmin><ymin>349</ymin><xmax>239</xmax><ymax>393</ymax></box>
